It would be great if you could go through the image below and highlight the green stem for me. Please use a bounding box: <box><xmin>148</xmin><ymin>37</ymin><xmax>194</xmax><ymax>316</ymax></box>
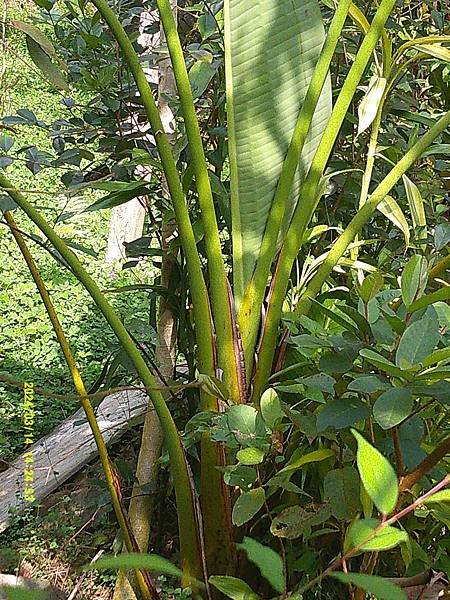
<box><xmin>156</xmin><ymin>0</ymin><xmax>242</xmax><ymax>404</ymax></box>
<box><xmin>155</xmin><ymin>0</ymin><xmax>238</xmax><ymax>576</ymax></box>
<box><xmin>237</xmin><ymin>0</ymin><xmax>353</xmax><ymax>378</ymax></box>
<box><xmin>350</xmin><ymin>90</ymin><xmax>386</xmax><ymax>273</ymax></box>
<box><xmin>348</xmin><ymin>1</ymin><xmax>391</xmax><ymax>72</ymax></box>
<box><xmin>251</xmin><ymin>0</ymin><xmax>397</xmax><ymax>401</ymax></box>
<box><xmin>0</xmin><ymin>173</ymin><xmax>204</xmax><ymax>587</ymax></box>
<box><xmin>4</xmin><ymin>211</ymin><xmax>155</xmax><ymax>600</ymax></box>
<box><xmin>89</xmin><ymin>0</ymin><xmax>215</xmax><ymax>392</ymax></box>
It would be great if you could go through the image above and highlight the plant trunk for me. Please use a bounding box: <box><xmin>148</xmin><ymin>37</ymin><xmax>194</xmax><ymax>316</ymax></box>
<box><xmin>105</xmin><ymin>198</ymin><xmax>147</xmax><ymax>264</ymax></box>
<box><xmin>113</xmin><ymin>5</ymin><xmax>178</xmax><ymax>599</ymax></box>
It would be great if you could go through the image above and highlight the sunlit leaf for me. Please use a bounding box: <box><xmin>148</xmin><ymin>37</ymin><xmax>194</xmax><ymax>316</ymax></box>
<box><xmin>279</xmin><ymin>448</ymin><xmax>335</xmax><ymax>474</ymax></box>
<box><xmin>260</xmin><ymin>388</ymin><xmax>284</xmax><ymax>429</ymax></box>
<box><xmin>378</xmin><ymin>195</ymin><xmax>410</xmax><ymax>247</ymax></box>
<box><xmin>226</xmin><ymin>0</ymin><xmax>331</xmax><ymax>296</ymax></box>
<box><xmin>357</xmin><ymin>73</ymin><xmax>387</xmax><ymax>136</ymax></box>
<box><xmin>402</xmin><ymin>175</ymin><xmax>426</xmax><ymax>235</ymax></box>
<box><xmin>352</xmin><ymin>429</ymin><xmax>398</xmax><ymax>514</ymax></box>
<box><xmin>401</xmin><ymin>255</ymin><xmax>428</xmax><ymax>309</ymax></box>
<box><xmin>414</xmin><ymin>44</ymin><xmax>450</xmax><ymax>63</ymax></box>
<box><xmin>236</xmin><ymin>447</ymin><xmax>265</xmax><ymax>465</ymax></box>
<box><xmin>82</xmin><ymin>552</ymin><xmax>182</xmax><ymax>577</ymax></box>
<box><xmin>359</xmin><ymin>271</ymin><xmax>384</xmax><ymax>303</ymax></box>
<box><xmin>423</xmin><ymin>490</ymin><xmax>450</xmax><ymax>505</ymax></box>
<box><xmin>345</xmin><ymin>518</ymin><xmax>408</xmax><ymax>552</ymax></box>
<box><xmin>209</xmin><ymin>576</ymin><xmax>259</xmax><ymax>600</ymax></box>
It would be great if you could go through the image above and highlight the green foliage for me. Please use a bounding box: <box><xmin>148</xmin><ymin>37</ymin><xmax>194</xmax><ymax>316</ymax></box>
<box><xmin>209</xmin><ymin>576</ymin><xmax>259</xmax><ymax>600</ymax></box>
<box><xmin>344</xmin><ymin>518</ymin><xmax>408</xmax><ymax>552</ymax></box>
<box><xmin>225</xmin><ymin>0</ymin><xmax>331</xmax><ymax>296</ymax></box>
<box><xmin>83</xmin><ymin>553</ymin><xmax>184</xmax><ymax>578</ymax></box>
<box><xmin>330</xmin><ymin>572</ymin><xmax>406</xmax><ymax>600</ymax></box>
<box><xmin>0</xmin><ymin>588</ymin><xmax>48</xmax><ymax>600</ymax></box>
<box><xmin>373</xmin><ymin>388</ymin><xmax>413</xmax><ymax>429</ymax></box>
<box><xmin>323</xmin><ymin>467</ymin><xmax>361</xmax><ymax>520</ymax></box>
<box><xmin>1</xmin><ymin>0</ymin><xmax>449</xmax><ymax>595</ymax></box>
<box><xmin>352</xmin><ymin>430</ymin><xmax>398</xmax><ymax>515</ymax></box>
<box><xmin>237</xmin><ymin>537</ymin><xmax>284</xmax><ymax>593</ymax></box>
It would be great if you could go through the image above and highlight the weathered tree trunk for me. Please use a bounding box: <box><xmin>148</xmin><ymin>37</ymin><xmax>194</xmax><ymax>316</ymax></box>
<box><xmin>104</xmin><ymin>198</ymin><xmax>147</xmax><ymax>263</ymax></box>
<box><xmin>113</xmin><ymin>4</ymin><xmax>178</xmax><ymax>598</ymax></box>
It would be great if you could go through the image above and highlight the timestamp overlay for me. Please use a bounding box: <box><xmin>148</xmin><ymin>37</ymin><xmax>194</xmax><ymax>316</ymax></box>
<box><xmin>22</xmin><ymin>382</ymin><xmax>36</xmax><ymax>503</ymax></box>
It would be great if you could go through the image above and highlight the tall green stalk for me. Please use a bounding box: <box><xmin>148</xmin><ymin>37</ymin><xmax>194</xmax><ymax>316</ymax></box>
<box><xmin>253</xmin><ymin>110</ymin><xmax>450</xmax><ymax>398</ymax></box>
<box><xmin>156</xmin><ymin>0</ymin><xmax>243</xmax><ymax>404</ymax></box>
<box><xmin>251</xmin><ymin>0</ymin><xmax>397</xmax><ymax>400</ymax></box>
<box><xmin>89</xmin><ymin>0</ymin><xmax>215</xmax><ymax>390</ymax></box>
<box><xmin>88</xmin><ymin>0</ymin><xmax>236</xmax><ymax>572</ymax></box>
<box><xmin>0</xmin><ymin>172</ymin><xmax>204</xmax><ymax>587</ymax></box>
<box><xmin>237</xmin><ymin>0</ymin><xmax>353</xmax><ymax>376</ymax></box>
<box><xmin>4</xmin><ymin>211</ymin><xmax>156</xmax><ymax>600</ymax></box>
<box><xmin>95</xmin><ymin>0</ymin><xmax>236</xmax><ymax>574</ymax></box>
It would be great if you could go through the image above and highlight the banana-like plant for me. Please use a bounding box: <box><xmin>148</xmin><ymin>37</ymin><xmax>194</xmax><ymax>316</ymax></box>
<box><xmin>1</xmin><ymin>0</ymin><xmax>449</xmax><ymax>594</ymax></box>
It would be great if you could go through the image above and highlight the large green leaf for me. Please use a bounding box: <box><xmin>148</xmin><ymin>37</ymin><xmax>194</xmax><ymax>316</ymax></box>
<box><xmin>330</xmin><ymin>573</ymin><xmax>406</xmax><ymax>600</ymax></box>
<box><xmin>225</xmin><ymin>0</ymin><xmax>331</xmax><ymax>295</ymax></box>
<box><xmin>352</xmin><ymin>429</ymin><xmax>398</xmax><ymax>515</ymax></box>
<box><xmin>237</xmin><ymin>537</ymin><xmax>284</xmax><ymax>593</ymax></box>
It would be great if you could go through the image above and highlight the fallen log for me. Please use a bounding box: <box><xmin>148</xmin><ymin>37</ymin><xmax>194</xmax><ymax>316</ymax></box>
<box><xmin>0</xmin><ymin>390</ymin><xmax>150</xmax><ymax>533</ymax></box>
<box><xmin>0</xmin><ymin>574</ymin><xmax>68</xmax><ymax>600</ymax></box>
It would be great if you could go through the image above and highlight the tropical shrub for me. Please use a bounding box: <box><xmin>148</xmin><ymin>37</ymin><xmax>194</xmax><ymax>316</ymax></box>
<box><xmin>0</xmin><ymin>0</ymin><xmax>449</xmax><ymax>598</ymax></box>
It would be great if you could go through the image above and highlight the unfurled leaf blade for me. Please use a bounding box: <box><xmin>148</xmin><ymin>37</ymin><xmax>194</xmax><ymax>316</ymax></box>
<box><xmin>373</xmin><ymin>387</ymin><xmax>413</xmax><ymax>430</ymax></box>
<box><xmin>414</xmin><ymin>44</ymin><xmax>450</xmax><ymax>63</ymax></box>
<box><xmin>395</xmin><ymin>309</ymin><xmax>440</xmax><ymax>369</ymax></box>
<box><xmin>357</xmin><ymin>74</ymin><xmax>387</xmax><ymax>136</ymax></box>
<box><xmin>359</xmin><ymin>271</ymin><xmax>384</xmax><ymax>303</ymax></box>
<box><xmin>345</xmin><ymin>518</ymin><xmax>408</xmax><ymax>552</ymax></box>
<box><xmin>401</xmin><ymin>255</ymin><xmax>428</xmax><ymax>309</ymax></box>
<box><xmin>324</xmin><ymin>467</ymin><xmax>361</xmax><ymax>520</ymax></box>
<box><xmin>26</xmin><ymin>37</ymin><xmax>69</xmax><ymax>91</ymax></box>
<box><xmin>279</xmin><ymin>448</ymin><xmax>335</xmax><ymax>474</ymax></box>
<box><xmin>402</xmin><ymin>175</ymin><xmax>426</xmax><ymax>235</ymax></box>
<box><xmin>82</xmin><ymin>553</ymin><xmax>183</xmax><ymax>578</ymax></box>
<box><xmin>225</xmin><ymin>0</ymin><xmax>331</xmax><ymax>293</ymax></box>
<box><xmin>209</xmin><ymin>576</ymin><xmax>260</xmax><ymax>600</ymax></box>
<box><xmin>260</xmin><ymin>388</ymin><xmax>284</xmax><ymax>429</ymax></box>
<box><xmin>11</xmin><ymin>20</ymin><xmax>57</xmax><ymax>59</ymax></box>
<box><xmin>423</xmin><ymin>490</ymin><xmax>450</xmax><ymax>505</ymax></box>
